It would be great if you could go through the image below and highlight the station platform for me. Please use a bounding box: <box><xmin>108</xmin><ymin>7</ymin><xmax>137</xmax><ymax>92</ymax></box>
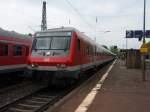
<box><xmin>51</xmin><ymin>60</ymin><xmax>150</xmax><ymax>112</ymax></box>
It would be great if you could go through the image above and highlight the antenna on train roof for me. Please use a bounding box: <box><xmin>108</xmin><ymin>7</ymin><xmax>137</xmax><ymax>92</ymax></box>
<box><xmin>41</xmin><ymin>1</ymin><xmax>47</xmax><ymax>31</ymax></box>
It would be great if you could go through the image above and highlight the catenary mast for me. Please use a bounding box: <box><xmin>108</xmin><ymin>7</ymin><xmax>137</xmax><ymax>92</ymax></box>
<box><xmin>41</xmin><ymin>1</ymin><xmax>47</xmax><ymax>31</ymax></box>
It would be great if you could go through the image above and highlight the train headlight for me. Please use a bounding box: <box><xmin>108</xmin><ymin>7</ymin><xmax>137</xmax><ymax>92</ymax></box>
<box><xmin>31</xmin><ymin>63</ymin><xmax>38</xmax><ymax>68</ymax></box>
<box><xmin>31</xmin><ymin>64</ymin><xmax>35</xmax><ymax>67</ymax></box>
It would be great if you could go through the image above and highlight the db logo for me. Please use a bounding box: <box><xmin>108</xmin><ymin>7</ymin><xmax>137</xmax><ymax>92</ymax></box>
<box><xmin>44</xmin><ymin>58</ymin><xmax>49</xmax><ymax>62</ymax></box>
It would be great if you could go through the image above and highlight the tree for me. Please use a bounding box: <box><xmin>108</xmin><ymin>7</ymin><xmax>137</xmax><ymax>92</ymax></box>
<box><xmin>110</xmin><ymin>45</ymin><xmax>119</xmax><ymax>55</ymax></box>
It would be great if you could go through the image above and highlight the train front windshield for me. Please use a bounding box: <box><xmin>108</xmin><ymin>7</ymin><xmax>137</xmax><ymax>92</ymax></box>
<box><xmin>34</xmin><ymin>36</ymin><xmax>71</xmax><ymax>50</ymax></box>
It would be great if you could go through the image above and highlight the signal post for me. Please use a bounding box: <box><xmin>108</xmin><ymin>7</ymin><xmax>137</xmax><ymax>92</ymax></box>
<box><xmin>140</xmin><ymin>43</ymin><xmax>148</xmax><ymax>81</ymax></box>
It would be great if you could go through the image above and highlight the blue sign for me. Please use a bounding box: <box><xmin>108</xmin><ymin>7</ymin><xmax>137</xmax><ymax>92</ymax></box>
<box><xmin>134</xmin><ymin>30</ymin><xmax>143</xmax><ymax>41</ymax></box>
<box><xmin>146</xmin><ymin>30</ymin><xmax>150</xmax><ymax>38</ymax></box>
<box><xmin>126</xmin><ymin>30</ymin><xmax>150</xmax><ymax>41</ymax></box>
<box><xmin>126</xmin><ymin>30</ymin><xmax>133</xmax><ymax>38</ymax></box>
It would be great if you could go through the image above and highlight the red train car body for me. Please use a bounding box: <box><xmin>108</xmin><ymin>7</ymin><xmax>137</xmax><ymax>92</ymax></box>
<box><xmin>0</xmin><ymin>28</ymin><xmax>32</xmax><ymax>74</ymax></box>
<box><xmin>28</xmin><ymin>27</ymin><xmax>115</xmax><ymax>79</ymax></box>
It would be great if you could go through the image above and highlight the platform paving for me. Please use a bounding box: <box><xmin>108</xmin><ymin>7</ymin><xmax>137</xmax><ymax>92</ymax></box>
<box><xmin>53</xmin><ymin>60</ymin><xmax>150</xmax><ymax>112</ymax></box>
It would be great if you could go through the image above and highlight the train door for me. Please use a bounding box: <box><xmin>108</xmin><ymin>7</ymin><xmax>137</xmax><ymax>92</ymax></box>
<box><xmin>93</xmin><ymin>45</ymin><xmax>97</xmax><ymax>66</ymax></box>
<box><xmin>0</xmin><ymin>42</ymin><xmax>9</xmax><ymax>66</ymax></box>
<box><xmin>77</xmin><ymin>39</ymin><xmax>82</xmax><ymax>71</ymax></box>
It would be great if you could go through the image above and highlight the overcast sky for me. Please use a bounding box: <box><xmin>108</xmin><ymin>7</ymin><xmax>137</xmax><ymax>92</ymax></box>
<box><xmin>0</xmin><ymin>0</ymin><xmax>150</xmax><ymax>49</ymax></box>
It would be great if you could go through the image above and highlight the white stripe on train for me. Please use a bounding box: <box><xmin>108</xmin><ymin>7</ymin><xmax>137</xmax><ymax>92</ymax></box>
<box><xmin>28</xmin><ymin>59</ymin><xmax>112</xmax><ymax>71</ymax></box>
<box><xmin>0</xmin><ymin>64</ymin><xmax>27</xmax><ymax>71</ymax></box>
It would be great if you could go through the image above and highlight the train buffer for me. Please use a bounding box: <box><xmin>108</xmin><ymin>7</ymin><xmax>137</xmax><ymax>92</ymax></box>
<box><xmin>47</xmin><ymin>60</ymin><xmax>150</xmax><ymax>112</ymax></box>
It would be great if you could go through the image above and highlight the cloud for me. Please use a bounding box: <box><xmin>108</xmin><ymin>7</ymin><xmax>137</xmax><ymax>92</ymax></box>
<box><xmin>0</xmin><ymin>0</ymin><xmax>150</xmax><ymax>48</ymax></box>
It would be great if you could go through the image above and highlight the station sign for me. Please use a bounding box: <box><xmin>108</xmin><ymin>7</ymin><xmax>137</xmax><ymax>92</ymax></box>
<box><xmin>146</xmin><ymin>30</ymin><xmax>150</xmax><ymax>38</ymax></box>
<box><xmin>134</xmin><ymin>30</ymin><xmax>143</xmax><ymax>41</ymax></box>
<box><xmin>126</xmin><ymin>30</ymin><xmax>133</xmax><ymax>38</ymax></box>
<box><xmin>126</xmin><ymin>30</ymin><xmax>150</xmax><ymax>41</ymax></box>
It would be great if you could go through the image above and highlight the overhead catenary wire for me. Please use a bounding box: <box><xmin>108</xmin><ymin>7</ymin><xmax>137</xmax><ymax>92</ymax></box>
<box><xmin>64</xmin><ymin>0</ymin><xmax>95</xmax><ymax>30</ymax></box>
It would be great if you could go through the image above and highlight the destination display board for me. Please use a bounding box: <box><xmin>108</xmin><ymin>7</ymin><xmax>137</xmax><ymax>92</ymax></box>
<box><xmin>35</xmin><ymin>31</ymin><xmax>72</xmax><ymax>37</ymax></box>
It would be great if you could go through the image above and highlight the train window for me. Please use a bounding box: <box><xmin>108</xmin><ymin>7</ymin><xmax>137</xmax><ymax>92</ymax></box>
<box><xmin>95</xmin><ymin>46</ymin><xmax>97</xmax><ymax>56</ymax></box>
<box><xmin>89</xmin><ymin>47</ymin><xmax>91</xmax><ymax>55</ymax></box>
<box><xmin>0</xmin><ymin>44</ymin><xmax>8</xmax><ymax>56</ymax></box>
<box><xmin>51</xmin><ymin>37</ymin><xmax>70</xmax><ymax>50</ymax></box>
<box><xmin>86</xmin><ymin>46</ymin><xmax>90</xmax><ymax>55</ymax></box>
<box><xmin>35</xmin><ymin>38</ymin><xmax>51</xmax><ymax>50</ymax></box>
<box><xmin>14</xmin><ymin>45</ymin><xmax>22</xmax><ymax>56</ymax></box>
<box><xmin>89</xmin><ymin>48</ymin><xmax>91</xmax><ymax>55</ymax></box>
<box><xmin>90</xmin><ymin>47</ymin><xmax>93</xmax><ymax>55</ymax></box>
<box><xmin>77</xmin><ymin>39</ymin><xmax>80</xmax><ymax>51</ymax></box>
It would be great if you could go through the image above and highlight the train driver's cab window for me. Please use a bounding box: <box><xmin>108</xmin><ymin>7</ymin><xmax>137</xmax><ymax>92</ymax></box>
<box><xmin>14</xmin><ymin>45</ymin><xmax>22</xmax><ymax>56</ymax></box>
<box><xmin>0</xmin><ymin>44</ymin><xmax>8</xmax><ymax>56</ymax></box>
<box><xmin>77</xmin><ymin>39</ymin><xmax>80</xmax><ymax>51</ymax></box>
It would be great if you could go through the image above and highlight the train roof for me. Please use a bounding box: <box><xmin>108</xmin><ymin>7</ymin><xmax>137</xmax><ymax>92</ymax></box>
<box><xmin>42</xmin><ymin>27</ymin><xmax>96</xmax><ymax>44</ymax></box>
<box><xmin>35</xmin><ymin>27</ymin><xmax>115</xmax><ymax>55</ymax></box>
<box><xmin>0</xmin><ymin>28</ymin><xmax>31</xmax><ymax>40</ymax></box>
<box><xmin>47</xmin><ymin>27</ymin><xmax>76</xmax><ymax>32</ymax></box>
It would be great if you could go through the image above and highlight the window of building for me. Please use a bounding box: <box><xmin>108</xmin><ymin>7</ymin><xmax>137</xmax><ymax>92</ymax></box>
<box><xmin>14</xmin><ymin>45</ymin><xmax>22</xmax><ymax>56</ymax></box>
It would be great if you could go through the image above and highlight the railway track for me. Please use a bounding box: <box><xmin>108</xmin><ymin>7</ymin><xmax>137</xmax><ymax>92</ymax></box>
<box><xmin>0</xmin><ymin>86</ymin><xmax>73</xmax><ymax>112</ymax></box>
<box><xmin>0</xmin><ymin>81</ymin><xmax>47</xmax><ymax>110</ymax></box>
<box><xmin>0</xmin><ymin>81</ymin><xmax>32</xmax><ymax>94</ymax></box>
<box><xmin>0</xmin><ymin>61</ymin><xmax>113</xmax><ymax>112</ymax></box>
<box><xmin>0</xmin><ymin>71</ymin><xmax>94</xmax><ymax>112</ymax></box>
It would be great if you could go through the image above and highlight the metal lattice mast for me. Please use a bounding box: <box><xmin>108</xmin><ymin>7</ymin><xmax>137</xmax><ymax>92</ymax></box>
<box><xmin>41</xmin><ymin>1</ymin><xmax>47</xmax><ymax>31</ymax></box>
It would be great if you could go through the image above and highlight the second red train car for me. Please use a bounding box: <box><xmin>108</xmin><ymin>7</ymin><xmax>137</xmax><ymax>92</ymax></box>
<box><xmin>0</xmin><ymin>28</ymin><xmax>32</xmax><ymax>74</ymax></box>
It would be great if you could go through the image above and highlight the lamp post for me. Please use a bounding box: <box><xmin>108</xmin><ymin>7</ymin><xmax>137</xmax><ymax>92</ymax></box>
<box><xmin>94</xmin><ymin>31</ymin><xmax>111</xmax><ymax>42</ymax></box>
<box><xmin>142</xmin><ymin>0</ymin><xmax>146</xmax><ymax>81</ymax></box>
<box><xmin>143</xmin><ymin>0</ymin><xmax>146</xmax><ymax>44</ymax></box>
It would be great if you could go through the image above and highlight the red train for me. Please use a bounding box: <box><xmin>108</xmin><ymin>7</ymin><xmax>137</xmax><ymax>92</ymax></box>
<box><xmin>28</xmin><ymin>27</ymin><xmax>115</xmax><ymax>82</ymax></box>
<box><xmin>0</xmin><ymin>28</ymin><xmax>32</xmax><ymax>74</ymax></box>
